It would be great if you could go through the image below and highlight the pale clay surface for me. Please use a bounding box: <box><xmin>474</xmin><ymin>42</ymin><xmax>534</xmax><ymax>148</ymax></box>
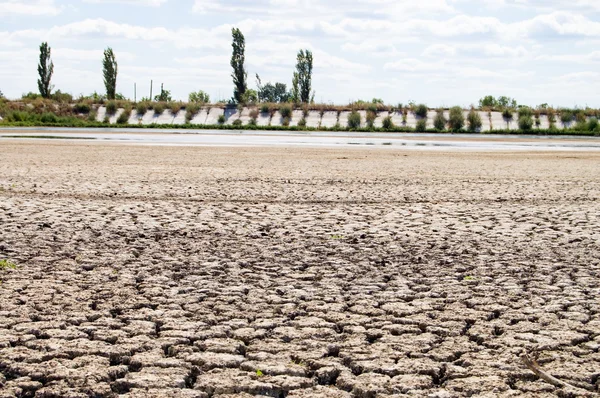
<box><xmin>0</xmin><ymin>142</ymin><xmax>599</xmax><ymax>397</ymax></box>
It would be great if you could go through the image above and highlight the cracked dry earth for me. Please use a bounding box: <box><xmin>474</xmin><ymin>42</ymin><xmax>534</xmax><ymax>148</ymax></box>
<box><xmin>0</xmin><ymin>141</ymin><xmax>599</xmax><ymax>398</ymax></box>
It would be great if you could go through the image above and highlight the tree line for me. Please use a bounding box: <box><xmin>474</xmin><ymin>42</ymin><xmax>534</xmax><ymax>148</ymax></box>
<box><xmin>33</xmin><ymin>28</ymin><xmax>314</xmax><ymax>105</ymax></box>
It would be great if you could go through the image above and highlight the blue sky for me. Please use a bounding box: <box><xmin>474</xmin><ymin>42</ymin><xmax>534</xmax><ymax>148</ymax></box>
<box><xmin>1</xmin><ymin>0</ymin><xmax>600</xmax><ymax>107</ymax></box>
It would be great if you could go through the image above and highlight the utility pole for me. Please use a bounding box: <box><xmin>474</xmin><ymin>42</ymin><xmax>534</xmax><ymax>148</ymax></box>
<box><xmin>134</xmin><ymin>83</ymin><xmax>137</xmax><ymax>103</ymax></box>
<box><xmin>150</xmin><ymin>80</ymin><xmax>153</xmax><ymax>101</ymax></box>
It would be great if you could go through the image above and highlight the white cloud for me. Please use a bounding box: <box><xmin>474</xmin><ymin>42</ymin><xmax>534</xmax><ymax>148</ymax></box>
<box><xmin>83</xmin><ymin>0</ymin><xmax>168</xmax><ymax>5</ymax></box>
<box><xmin>0</xmin><ymin>0</ymin><xmax>60</xmax><ymax>16</ymax></box>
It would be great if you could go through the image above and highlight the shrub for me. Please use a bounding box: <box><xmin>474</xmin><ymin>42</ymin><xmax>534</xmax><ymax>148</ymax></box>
<box><xmin>415</xmin><ymin>119</ymin><xmax>427</xmax><ymax>132</ymax></box>
<box><xmin>170</xmin><ymin>102</ymin><xmax>183</xmax><ymax>115</ymax></box>
<box><xmin>280</xmin><ymin>104</ymin><xmax>292</xmax><ymax>119</ymax></box>
<box><xmin>547</xmin><ymin>108</ymin><xmax>556</xmax><ymax>128</ymax></box>
<box><xmin>248</xmin><ymin>117</ymin><xmax>257</xmax><ymax>126</ymax></box>
<box><xmin>136</xmin><ymin>102</ymin><xmax>148</xmax><ymax>115</ymax></box>
<box><xmin>466</xmin><ymin>109</ymin><xmax>482</xmax><ymax>132</ymax></box>
<box><xmin>518</xmin><ymin>107</ymin><xmax>533</xmax><ymax>118</ymax></box>
<box><xmin>40</xmin><ymin>112</ymin><xmax>58</xmax><ymax>123</ymax></box>
<box><xmin>560</xmin><ymin>111</ymin><xmax>573</xmax><ymax>126</ymax></box>
<box><xmin>448</xmin><ymin>106</ymin><xmax>464</xmax><ymax>131</ymax></box>
<box><xmin>415</xmin><ymin>104</ymin><xmax>428</xmax><ymax>118</ymax></box>
<box><xmin>575</xmin><ymin>111</ymin><xmax>586</xmax><ymax>124</ymax></box>
<box><xmin>588</xmin><ymin>117</ymin><xmax>599</xmax><ymax>131</ymax></box>
<box><xmin>348</xmin><ymin>111</ymin><xmax>361</xmax><ymax>129</ymax></box>
<box><xmin>88</xmin><ymin>110</ymin><xmax>97</xmax><ymax>122</ymax></box>
<box><xmin>366</xmin><ymin>110</ymin><xmax>376</xmax><ymax>128</ymax></box>
<box><xmin>249</xmin><ymin>109</ymin><xmax>259</xmax><ymax>119</ymax></box>
<box><xmin>106</xmin><ymin>101</ymin><xmax>117</xmax><ymax>115</ymax></box>
<box><xmin>232</xmin><ymin>119</ymin><xmax>243</xmax><ymax>126</ymax></box>
<box><xmin>382</xmin><ymin>115</ymin><xmax>393</xmax><ymax>129</ymax></box>
<box><xmin>535</xmin><ymin>114</ymin><xmax>541</xmax><ymax>128</ymax></box>
<box><xmin>116</xmin><ymin>110</ymin><xmax>130</xmax><ymax>124</ymax></box>
<box><xmin>74</xmin><ymin>103</ymin><xmax>91</xmax><ymax>114</ymax></box>
<box><xmin>297</xmin><ymin>117</ymin><xmax>307</xmax><ymax>127</ymax></box>
<box><xmin>518</xmin><ymin>115</ymin><xmax>534</xmax><ymax>131</ymax></box>
<box><xmin>502</xmin><ymin>108</ymin><xmax>514</xmax><ymax>128</ymax></box>
<box><xmin>282</xmin><ymin>116</ymin><xmax>290</xmax><ymax>126</ymax></box>
<box><xmin>433</xmin><ymin>109</ymin><xmax>446</xmax><ymax>131</ymax></box>
<box><xmin>153</xmin><ymin>102</ymin><xmax>165</xmax><ymax>116</ymax></box>
<box><xmin>189</xmin><ymin>90</ymin><xmax>210</xmax><ymax>104</ymax></box>
<box><xmin>103</xmin><ymin>115</ymin><xmax>110</xmax><ymax>124</ymax></box>
<box><xmin>218</xmin><ymin>114</ymin><xmax>226</xmax><ymax>124</ymax></box>
<box><xmin>366</xmin><ymin>103</ymin><xmax>378</xmax><ymax>114</ymax></box>
<box><xmin>260</xmin><ymin>104</ymin><xmax>270</xmax><ymax>113</ymax></box>
<box><xmin>185</xmin><ymin>104</ymin><xmax>200</xmax><ymax>123</ymax></box>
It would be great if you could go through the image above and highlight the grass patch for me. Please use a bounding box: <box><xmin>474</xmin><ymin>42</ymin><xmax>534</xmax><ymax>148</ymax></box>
<box><xmin>0</xmin><ymin>259</ymin><xmax>17</xmax><ymax>270</ymax></box>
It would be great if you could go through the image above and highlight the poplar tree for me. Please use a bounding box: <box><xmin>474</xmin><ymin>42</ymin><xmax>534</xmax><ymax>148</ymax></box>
<box><xmin>103</xmin><ymin>48</ymin><xmax>118</xmax><ymax>100</ymax></box>
<box><xmin>37</xmin><ymin>42</ymin><xmax>54</xmax><ymax>99</ymax></box>
<box><xmin>292</xmin><ymin>49</ymin><xmax>313</xmax><ymax>104</ymax></box>
<box><xmin>230</xmin><ymin>28</ymin><xmax>247</xmax><ymax>103</ymax></box>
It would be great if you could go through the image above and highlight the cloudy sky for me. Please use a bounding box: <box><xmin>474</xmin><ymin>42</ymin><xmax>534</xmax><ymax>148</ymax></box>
<box><xmin>1</xmin><ymin>0</ymin><xmax>600</xmax><ymax>107</ymax></box>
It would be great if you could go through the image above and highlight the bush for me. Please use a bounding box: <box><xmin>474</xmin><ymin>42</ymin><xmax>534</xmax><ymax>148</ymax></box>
<box><xmin>348</xmin><ymin>111</ymin><xmax>361</xmax><ymax>129</ymax></box>
<box><xmin>153</xmin><ymin>102</ymin><xmax>165</xmax><ymax>116</ymax></box>
<box><xmin>106</xmin><ymin>101</ymin><xmax>117</xmax><ymax>115</ymax></box>
<box><xmin>170</xmin><ymin>102</ymin><xmax>183</xmax><ymax>115</ymax></box>
<box><xmin>502</xmin><ymin>108</ymin><xmax>514</xmax><ymax>128</ymax></box>
<box><xmin>297</xmin><ymin>118</ymin><xmax>307</xmax><ymax>127</ymax></box>
<box><xmin>232</xmin><ymin>119</ymin><xmax>243</xmax><ymax>126</ymax></box>
<box><xmin>40</xmin><ymin>113</ymin><xmax>58</xmax><ymax>123</ymax></box>
<box><xmin>136</xmin><ymin>102</ymin><xmax>148</xmax><ymax>115</ymax></box>
<box><xmin>575</xmin><ymin>111</ymin><xmax>586</xmax><ymax>124</ymax></box>
<box><xmin>382</xmin><ymin>116</ymin><xmax>393</xmax><ymax>129</ymax></box>
<box><xmin>218</xmin><ymin>114</ymin><xmax>226</xmax><ymax>124</ymax></box>
<box><xmin>415</xmin><ymin>119</ymin><xmax>427</xmax><ymax>132</ymax></box>
<box><xmin>88</xmin><ymin>110</ymin><xmax>97</xmax><ymax>122</ymax></box>
<box><xmin>518</xmin><ymin>107</ymin><xmax>533</xmax><ymax>118</ymax></box>
<box><xmin>280</xmin><ymin>104</ymin><xmax>292</xmax><ymax>119</ymax></box>
<box><xmin>433</xmin><ymin>109</ymin><xmax>446</xmax><ymax>131</ymax></box>
<box><xmin>103</xmin><ymin>115</ymin><xmax>110</xmax><ymax>124</ymax></box>
<box><xmin>249</xmin><ymin>109</ymin><xmax>259</xmax><ymax>119</ymax></box>
<box><xmin>448</xmin><ymin>106</ymin><xmax>464</xmax><ymax>131</ymax></box>
<box><xmin>518</xmin><ymin>115</ymin><xmax>534</xmax><ymax>131</ymax></box>
<box><xmin>560</xmin><ymin>111</ymin><xmax>573</xmax><ymax>126</ymax></box>
<box><xmin>185</xmin><ymin>104</ymin><xmax>201</xmax><ymax>123</ymax></box>
<box><xmin>415</xmin><ymin>104</ymin><xmax>428</xmax><ymax>118</ymax></box>
<box><xmin>366</xmin><ymin>103</ymin><xmax>378</xmax><ymax>114</ymax></box>
<box><xmin>248</xmin><ymin>117</ymin><xmax>257</xmax><ymax>126</ymax></box>
<box><xmin>260</xmin><ymin>104</ymin><xmax>270</xmax><ymax>113</ymax></box>
<box><xmin>588</xmin><ymin>117</ymin><xmax>599</xmax><ymax>131</ymax></box>
<box><xmin>189</xmin><ymin>90</ymin><xmax>210</xmax><ymax>104</ymax></box>
<box><xmin>366</xmin><ymin>110</ymin><xmax>376</xmax><ymax>128</ymax></box>
<box><xmin>282</xmin><ymin>116</ymin><xmax>290</xmax><ymax>126</ymax></box>
<box><xmin>74</xmin><ymin>103</ymin><xmax>91</xmax><ymax>114</ymax></box>
<box><xmin>466</xmin><ymin>109</ymin><xmax>482</xmax><ymax>132</ymax></box>
<box><xmin>116</xmin><ymin>110</ymin><xmax>130</xmax><ymax>124</ymax></box>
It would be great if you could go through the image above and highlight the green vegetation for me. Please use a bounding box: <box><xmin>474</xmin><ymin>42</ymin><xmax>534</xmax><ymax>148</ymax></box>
<box><xmin>256</xmin><ymin>74</ymin><xmax>290</xmax><ymax>103</ymax></box>
<box><xmin>0</xmin><ymin>260</ymin><xmax>17</xmax><ymax>270</ymax></box>
<box><xmin>218</xmin><ymin>114</ymin><xmax>226</xmax><ymax>124</ymax></box>
<box><xmin>348</xmin><ymin>110</ymin><xmax>361</xmax><ymax>129</ymax></box>
<box><xmin>37</xmin><ymin>42</ymin><xmax>54</xmax><ymax>99</ymax></box>
<box><xmin>448</xmin><ymin>106</ymin><xmax>464</xmax><ymax>131</ymax></box>
<box><xmin>561</xmin><ymin>111</ymin><xmax>573</xmax><ymax>127</ymax></box>
<box><xmin>73</xmin><ymin>103</ymin><xmax>91</xmax><ymax>114</ymax></box>
<box><xmin>106</xmin><ymin>101</ymin><xmax>117</xmax><ymax>115</ymax></box>
<box><xmin>415</xmin><ymin>119</ymin><xmax>427</xmax><ymax>132</ymax></box>
<box><xmin>116</xmin><ymin>109</ymin><xmax>130</xmax><ymax>124</ymax></box>
<box><xmin>232</xmin><ymin>118</ymin><xmax>243</xmax><ymax>126</ymax></box>
<box><xmin>102</xmin><ymin>48</ymin><xmax>118</xmax><ymax>100</ymax></box>
<box><xmin>136</xmin><ymin>102</ymin><xmax>148</xmax><ymax>115</ymax></box>
<box><xmin>466</xmin><ymin>109</ymin><xmax>482</xmax><ymax>132</ymax></box>
<box><xmin>415</xmin><ymin>104</ymin><xmax>428</xmax><ymax>118</ymax></box>
<box><xmin>366</xmin><ymin>110</ymin><xmax>376</xmax><ymax>128</ymax></box>
<box><xmin>153</xmin><ymin>102</ymin><xmax>165</xmax><ymax>116</ymax></box>
<box><xmin>231</xmin><ymin>27</ymin><xmax>247</xmax><ymax>104</ymax></box>
<box><xmin>279</xmin><ymin>104</ymin><xmax>292</xmax><ymax>119</ymax></box>
<box><xmin>433</xmin><ymin>109</ymin><xmax>446</xmax><ymax>131</ymax></box>
<box><xmin>188</xmin><ymin>90</ymin><xmax>210</xmax><ymax>104</ymax></box>
<box><xmin>185</xmin><ymin>104</ymin><xmax>201</xmax><ymax>123</ymax></box>
<box><xmin>292</xmin><ymin>49</ymin><xmax>313</xmax><ymax>104</ymax></box>
<box><xmin>502</xmin><ymin>108</ymin><xmax>514</xmax><ymax>128</ymax></box>
<box><xmin>297</xmin><ymin>117</ymin><xmax>307</xmax><ymax>128</ymax></box>
<box><xmin>382</xmin><ymin>115</ymin><xmax>394</xmax><ymax>129</ymax></box>
<box><xmin>154</xmin><ymin>87</ymin><xmax>172</xmax><ymax>102</ymax></box>
<box><xmin>518</xmin><ymin>115</ymin><xmax>533</xmax><ymax>131</ymax></box>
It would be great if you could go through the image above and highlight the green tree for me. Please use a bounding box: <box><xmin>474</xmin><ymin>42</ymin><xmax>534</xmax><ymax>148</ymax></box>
<box><xmin>292</xmin><ymin>49</ymin><xmax>313</xmax><ymax>103</ymax></box>
<box><xmin>497</xmin><ymin>96</ymin><xmax>517</xmax><ymax>108</ymax></box>
<box><xmin>154</xmin><ymin>86</ymin><xmax>172</xmax><ymax>102</ymax></box>
<box><xmin>478</xmin><ymin>95</ymin><xmax>497</xmax><ymax>108</ymax></box>
<box><xmin>231</xmin><ymin>28</ymin><xmax>247</xmax><ymax>103</ymax></box>
<box><xmin>189</xmin><ymin>90</ymin><xmax>210</xmax><ymax>104</ymax></box>
<box><xmin>37</xmin><ymin>42</ymin><xmax>54</xmax><ymax>99</ymax></box>
<box><xmin>102</xmin><ymin>48</ymin><xmax>118</xmax><ymax>100</ymax></box>
<box><xmin>256</xmin><ymin>74</ymin><xmax>290</xmax><ymax>103</ymax></box>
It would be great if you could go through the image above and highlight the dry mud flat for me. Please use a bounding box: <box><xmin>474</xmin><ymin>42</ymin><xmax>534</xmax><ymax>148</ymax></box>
<box><xmin>0</xmin><ymin>142</ymin><xmax>599</xmax><ymax>398</ymax></box>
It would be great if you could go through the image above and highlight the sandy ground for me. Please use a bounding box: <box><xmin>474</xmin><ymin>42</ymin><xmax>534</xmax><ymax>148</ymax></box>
<box><xmin>0</xmin><ymin>141</ymin><xmax>599</xmax><ymax>397</ymax></box>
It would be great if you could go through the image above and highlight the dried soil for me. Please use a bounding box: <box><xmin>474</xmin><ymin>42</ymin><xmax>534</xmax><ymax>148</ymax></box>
<box><xmin>0</xmin><ymin>141</ymin><xmax>599</xmax><ymax>397</ymax></box>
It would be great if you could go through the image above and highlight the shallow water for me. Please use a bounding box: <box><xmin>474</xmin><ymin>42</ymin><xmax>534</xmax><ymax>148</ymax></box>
<box><xmin>1</xmin><ymin>127</ymin><xmax>600</xmax><ymax>151</ymax></box>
